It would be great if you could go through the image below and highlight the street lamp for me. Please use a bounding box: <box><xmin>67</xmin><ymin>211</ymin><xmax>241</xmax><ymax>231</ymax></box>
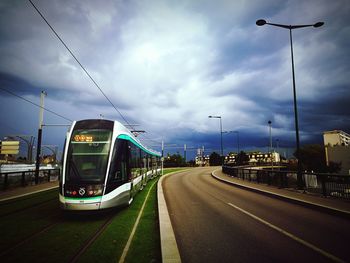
<box><xmin>256</xmin><ymin>19</ymin><xmax>324</xmax><ymax>188</ymax></box>
<box><xmin>268</xmin><ymin>120</ymin><xmax>272</xmax><ymax>151</ymax></box>
<box><xmin>208</xmin><ymin>115</ymin><xmax>223</xmax><ymax>165</ymax></box>
<box><xmin>268</xmin><ymin>120</ymin><xmax>273</xmax><ymax>168</ymax></box>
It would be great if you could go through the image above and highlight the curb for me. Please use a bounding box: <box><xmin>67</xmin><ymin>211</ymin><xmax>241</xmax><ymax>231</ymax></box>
<box><xmin>158</xmin><ymin>172</ymin><xmax>182</xmax><ymax>263</ymax></box>
<box><xmin>211</xmin><ymin>169</ymin><xmax>350</xmax><ymax>219</ymax></box>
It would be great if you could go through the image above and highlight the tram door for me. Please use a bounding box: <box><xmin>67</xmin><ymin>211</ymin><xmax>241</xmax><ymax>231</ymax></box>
<box><xmin>106</xmin><ymin>139</ymin><xmax>129</xmax><ymax>194</ymax></box>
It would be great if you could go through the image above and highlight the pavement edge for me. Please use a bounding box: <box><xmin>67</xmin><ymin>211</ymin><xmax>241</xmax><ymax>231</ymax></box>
<box><xmin>158</xmin><ymin>172</ymin><xmax>182</xmax><ymax>263</ymax></box>
<box><xmin>211</xmin><ymin>168</ymin><xmax>350</xmax><ymax>219</ymax></box>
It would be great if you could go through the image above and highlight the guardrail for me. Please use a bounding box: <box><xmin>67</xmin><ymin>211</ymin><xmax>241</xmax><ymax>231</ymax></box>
<box><xmin>0</xmin><ymin>169</ymin><xmax>60</xmax><ymax>190</ymax></box>
<box><xmin>222</xmin><ymin>166</ymin><xmax>350</xmax><ymax>199</ymax></box>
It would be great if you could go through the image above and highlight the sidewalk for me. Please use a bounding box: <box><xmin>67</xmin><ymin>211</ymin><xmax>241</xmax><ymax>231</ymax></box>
<box><xmin>0</xmin><ymin>181</ymin><xmax>59</xmax><ymax>201</ymax></box>
<box><xmin>212</xmin><ymin>169</ymin><xmax>350</xmax><ymax>217</ymax></box>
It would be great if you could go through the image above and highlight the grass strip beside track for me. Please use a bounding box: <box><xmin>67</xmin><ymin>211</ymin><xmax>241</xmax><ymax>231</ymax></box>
<box><xmin>4</xmin><ymin>212</ymin><xmax>111</xmax><ymax>263</ymax></box>
<box><xmin>77</xmin><ymin>180</ymin><xmax>157</xmax><ymax>263</ymax></box>
<box><xmin>0</xmin><ymin>198</ymin><xmax>60</xmax><ymax>251</ymax></box>
<box><xmin>124</xmin><ymin>177</ymin><xmax>160</xmax><ymax>263</ymax></box>
<box><xmin>119</xmin><ymin>179</ymin><xmax>158</xmax><ymax>262</ymax></box>
<box><xmin>124</xmin><ymin>168</ymin><xmax>186</xmax><ymax>263</ymax></box>
<box><xmin>78</xmin><ymin>168</ymin><xmax>185</xmax><ymax>263</ymax></box>
<box><xmin>2</xmin><ymin>168</ymin><xmax>186</xmax><ymax>263</ymax></box>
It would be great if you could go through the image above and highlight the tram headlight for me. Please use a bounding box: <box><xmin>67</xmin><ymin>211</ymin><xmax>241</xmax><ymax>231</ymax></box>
<box><xmin>87</xmin><ymin>185</ymin><xmax>103</xmax><ymax>196</ymax></box>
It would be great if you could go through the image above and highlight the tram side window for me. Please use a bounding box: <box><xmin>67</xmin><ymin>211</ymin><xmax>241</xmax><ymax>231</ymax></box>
<box><xmin>108</xmin><ymin>139</ymin><xmax>128</xmax><ymax>184</ymax></box>
<box><xmin>147</xmin><ymin>154</ymin><xmax>151</xmax><ymax>172</ymax></box>
<box><xmin>141</xmin><ymin>150</ymin><xmax>147</xmax><ymax>175</ymax></box>
<box><xmin>151</xmin><ymin>156</ymin><xmax>157</xmax><ymax>172</ymax></box>
<box><xmin>157</xmin><ymin>156</ymin><xmax>161</xmax><ymax>173</ymax></box>
<box><xmin>129</xmin><ymin>142</ymin><xmax>140</xmax><ymax>178</ymax></box>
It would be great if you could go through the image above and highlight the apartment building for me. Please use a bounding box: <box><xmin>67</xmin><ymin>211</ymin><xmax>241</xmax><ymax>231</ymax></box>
<box><xmin>323</xmin><ymin>130</ymin><xmax>350</xmax><ymax>175</ymax></box>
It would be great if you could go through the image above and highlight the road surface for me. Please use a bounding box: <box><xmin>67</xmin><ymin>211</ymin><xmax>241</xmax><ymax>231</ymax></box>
<box><xmin>163</xmin><ymin>167</ymin><xmax>350</xmax><ymax>262</ymax></box>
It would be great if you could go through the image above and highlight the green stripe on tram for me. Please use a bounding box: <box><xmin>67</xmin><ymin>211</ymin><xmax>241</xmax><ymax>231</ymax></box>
<box><xmin>117</xmin><ymin>134</ymin><xmax>160</xmax><ymax>156</ymax></box>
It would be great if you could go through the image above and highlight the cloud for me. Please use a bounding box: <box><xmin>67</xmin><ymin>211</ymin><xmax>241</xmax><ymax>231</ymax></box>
<box><xmin>0</xmin><ymin>0</ymin><xmax>349</xmax><ymax>159</ymax></box>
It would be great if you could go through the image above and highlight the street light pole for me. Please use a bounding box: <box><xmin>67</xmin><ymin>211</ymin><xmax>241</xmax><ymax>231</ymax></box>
<box><xmin>208</xmin><ymin>115</ymin><xmax>223</xmax><ymax>165</ymax></box>
<box><xmin>268</xmin><ymin>120</ymin><xmax>273</xmax><ymax>169</ymax></box>
<box><xmin>256</xmin><ymin>19</ymin><xmax>324</xmax><ymax>189</ymax></box>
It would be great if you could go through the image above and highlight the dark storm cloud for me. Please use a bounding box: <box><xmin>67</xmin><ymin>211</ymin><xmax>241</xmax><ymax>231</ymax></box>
<box><xmin>0</xmin><ymin>73</ymin><xmax>40</xmax><ymax>96</ymax></box>
<box><xmin>0</xmin><ymin>0</ymin><xmax>349</xmax><ymax>159</ymax></box>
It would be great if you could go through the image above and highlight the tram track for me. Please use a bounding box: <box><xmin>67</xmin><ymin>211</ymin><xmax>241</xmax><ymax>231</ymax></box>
<box><xmin>2</xmin><ymin>177</ymin><xmax>163</xmax><ymax>263</ymax></box>
<box><xmin>0</xmin><ymin>212</ymin><xmax>62</xmax><ymax>257</ymax></box>
<box><xmin>0</xmin><ymin>196</ymin><xmax>57</xmax><ymax>217</ymax></box>
<box><xmin>69</xmin><ymin>213</ymin><xmax>116</xmax><ymax>263</ymax></box>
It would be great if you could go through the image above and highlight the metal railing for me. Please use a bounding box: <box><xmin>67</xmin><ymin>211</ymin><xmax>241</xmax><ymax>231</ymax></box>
<box><xmin>0</xmin><ymin>169</ymin><xmax>60</xmax><ymax>190</ymax></box>
<box><xmin>222</xmin><ymin>166</ymin><xmax>350</xmax><ymax>199</ymax></box>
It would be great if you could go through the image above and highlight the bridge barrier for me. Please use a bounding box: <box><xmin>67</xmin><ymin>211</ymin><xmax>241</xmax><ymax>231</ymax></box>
<box><xmin>222</xmin><ymin>166</ymin><xmax>350</xmax><ymax>199</ymax></box>
<box><xmin>0</xmin><ymin>168</ymin><xmax>60</xmax><ymax>190</ymax></box>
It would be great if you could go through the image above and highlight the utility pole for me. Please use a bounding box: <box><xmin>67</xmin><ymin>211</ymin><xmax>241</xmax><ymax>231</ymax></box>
<box><xmin>161</xmin><ymin>140</ymin><xmax>164</xmax><ymax>175</ymax></box>
<box><xmin>184</xmin><ymin>144</ymin><xmax>187</xmax><ymax>164</ymax></box>
<box><xmin>35</xmin><ymin>91</ymin><xmax>46</xmax><ymax>184</ymax></box>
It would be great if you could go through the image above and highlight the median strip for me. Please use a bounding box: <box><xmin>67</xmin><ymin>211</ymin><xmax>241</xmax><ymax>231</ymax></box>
<box><xmin>118</xmin><ymin>179</ymin><xmax>158</xmax><ymax>263</ymax></box>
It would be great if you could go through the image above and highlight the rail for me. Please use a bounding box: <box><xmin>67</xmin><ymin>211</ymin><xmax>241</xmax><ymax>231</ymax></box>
<box><xmin>0</xmin><ymin>169</ymin><xmax>60</xmax><ymax>190</ymax></box>
<box><xmin>222</xmin><ymin>166</ymin><xmax>350</xmax><ymax>199</ymax></box>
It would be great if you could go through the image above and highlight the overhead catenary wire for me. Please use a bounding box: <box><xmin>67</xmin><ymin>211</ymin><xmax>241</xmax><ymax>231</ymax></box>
<box><xmin>0</xmin><ymin>87</ymin><xmax>73</xmax><ymax>123</ymax></box>
<box><xmin>27</xmin><ymin>0</ymin><xmax>134</xmax><ymax>130</ymax></box>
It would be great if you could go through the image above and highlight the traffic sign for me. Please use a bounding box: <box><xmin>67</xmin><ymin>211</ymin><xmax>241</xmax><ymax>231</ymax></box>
<box><xmin>0</xmin><ymin>141</ymin><xmax>20</xmax><ymax>155</ymax></box>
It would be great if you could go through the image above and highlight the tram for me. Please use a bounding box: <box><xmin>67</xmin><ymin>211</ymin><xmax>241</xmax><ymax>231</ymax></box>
<box><xmin>59</xmin><ymin>119</ymin><xmax>161</xmax><ymax>210</ymax></box>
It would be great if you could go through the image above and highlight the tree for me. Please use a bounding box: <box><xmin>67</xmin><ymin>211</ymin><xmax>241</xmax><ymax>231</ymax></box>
<box><xmin>187</xmin><ymin>160</ymin><xmax>195</xmax><ymax>167</ymax></box>
<box><xmin>236</xmin><ymin>151</ymin><xmax>249</xmax><ymax>165</ymax></box>
<box><xmin>163</xmin><ymin>153</ymin><xmax>186</xmax><ymax>167</ymax></box>
<box><xmin>209</xmin><ymin>152</ymin><xmax>221</xmax><ymax>166</ymax></box>
<box><xmin>295</xmin><ymin>144</ymin><xmax>341</xmax><ymax>173</ymax></box>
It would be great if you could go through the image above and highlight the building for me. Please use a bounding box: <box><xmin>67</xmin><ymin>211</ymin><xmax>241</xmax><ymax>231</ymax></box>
<box><xmin>195</xmin><ymin>155</ymin><xmax>209</xmax><ymax>166</ymax></box>
<box><xmin>195</xmin><ymin>147</ymin><xmax>210</xmax><ymax>166</ymax></box>
<box><xmin>224</xmin><ymin>151</ymin><xmax>280</xmax><ymax>165</ymax></box>
<box><xmin>224</xmin><ymin>153</ymin><xmax>236</xmax><ymax>164</ymax></box>
<box><xmin>248</xmin><ymin>151</ymin><xmax>280</xmax><ymax>164</ymax></box>
<box><xmin>323</xmin><ymin>130</ymin><xmax>350</xmax><ymax>175</ymax></box>
<box><xmin>323</xmin><ymin>130</ymin><xmax>350</xmax><ymax>146</ymax></box>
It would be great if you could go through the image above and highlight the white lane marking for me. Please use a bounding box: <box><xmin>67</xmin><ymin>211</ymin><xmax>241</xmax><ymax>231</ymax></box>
<box><xmin>118</xmin><ymin>179</ymin><xmax>158</xmax><ymax>263</ymax></box>
<box><xmin>227</xmin><ymin>202</ymin><xmax>345</xmax><ymax>263</ymax></box>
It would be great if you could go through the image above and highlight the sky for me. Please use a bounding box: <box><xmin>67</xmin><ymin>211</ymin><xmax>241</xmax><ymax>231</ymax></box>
<box><xmin>0</xmin><ymin>0</ymin><xmax>349</xmax><ymax>160</ymax></box>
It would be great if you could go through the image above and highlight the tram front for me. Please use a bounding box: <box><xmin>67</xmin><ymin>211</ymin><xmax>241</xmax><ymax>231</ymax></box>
<box><xmin>59</xmin><ymin>119</ymin><xmax>113</xmax><ymax>210</ymax></box>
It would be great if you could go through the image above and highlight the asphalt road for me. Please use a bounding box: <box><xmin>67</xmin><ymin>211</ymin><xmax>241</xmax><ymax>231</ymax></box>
<box><xmin>163</xmin><ymin>167</ymin><xmax>350</xmax><ymax>263</ymax></box>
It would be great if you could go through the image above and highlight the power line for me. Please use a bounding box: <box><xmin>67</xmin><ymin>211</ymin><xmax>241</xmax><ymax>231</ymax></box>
<box><xmin>0</xmin><ymin>87</ymin><xmax>72</xmax><ymax>122</ymax></box>
<box><xmin>27</xmin><ymin>0</ymin><xmax>133</xmax><ymax>130</ymax></box>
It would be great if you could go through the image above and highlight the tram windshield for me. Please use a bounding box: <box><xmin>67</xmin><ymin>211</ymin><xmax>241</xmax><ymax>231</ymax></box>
<box><xmin>66</xmin><ymin>129</ymin><xmax>112</xmax><ymax>183</ymax></box>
